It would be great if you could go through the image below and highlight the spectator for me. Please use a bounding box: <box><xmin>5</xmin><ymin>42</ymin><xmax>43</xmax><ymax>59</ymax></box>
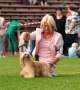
<box><xmin>65</xmin><ymin>5</ymin><xmax>79</xmax><ymax>55</ymax></box>
<box><xmin>54</xmin><ymin>8</ymin><xmax>67</xmax><ymax>55</ymax></box>
<box><xmin>0</xmin><ymin>17</ymin><xmax>5</xmax><ymax>56</ymax></box>
<box><xmin>6</xmin><ymin>20</ymin><xmax>20</xmax><ymax>56</ymax></box>
<box><xmin>19</xmin><ymin>14</ymin><xmax>63</xmax><ymax>76</ymax></box>
<box><xmin>55</xmin><ymin>8</ymin><xmax>66</xmax><ymax>39</ymax></box>
<box><xmin>68</xmin><ymin>42</ymin><xmax>78</xmax><ymax>57</ymax></box>
<box><xmin>75</xmin><ymin>15</ymin><xmax>80</xmax><ymax>43</ymax></box>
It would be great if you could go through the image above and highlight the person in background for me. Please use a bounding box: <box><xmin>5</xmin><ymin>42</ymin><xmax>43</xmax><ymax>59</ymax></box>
<box><xmin>19</xmin><ymin>14</ymin><xmax>63</xmax><ymax>76</ymax></box>
<box><xmin>68</xmin><ymin>42</ymin><xmax>78</xmax><ymax>57</ymax></box>
<box><xmin>54</xmin><ymin>8</ymin><xmax>66</xmax><ymax>55</ymax></box>
<box><xmin>0</xmin><ymin>17</ymin><xmax>5</xmax><ymax>57</ymax></box>
<box><xmin>65</xmin><ymin>5</ymin><xmax>79</xmax><ymax>55</ymax></box>
<box><xmin>6</xmin><ymin>20</ymin><xmax>20</xmax><ymax>56</ymax></box>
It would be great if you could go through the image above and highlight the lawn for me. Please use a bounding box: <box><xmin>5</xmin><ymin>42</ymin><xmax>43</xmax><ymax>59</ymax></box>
<box><xmin>0</xmin><ymin>56</ymin><xmax>80</xmax><ymax>90</ymax></box>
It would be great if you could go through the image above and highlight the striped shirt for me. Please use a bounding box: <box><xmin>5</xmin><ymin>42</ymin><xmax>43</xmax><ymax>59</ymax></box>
<box><xmin>30</xmin><ymin>28</ymin><xmax>63</xmax><ymax>64</ymax></box>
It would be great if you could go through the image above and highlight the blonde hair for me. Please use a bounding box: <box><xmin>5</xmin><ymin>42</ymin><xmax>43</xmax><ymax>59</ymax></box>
<box><xmin>40</xmin><ymin>14</ymin><xmax>57</xmax><ymax>31</ymax></box>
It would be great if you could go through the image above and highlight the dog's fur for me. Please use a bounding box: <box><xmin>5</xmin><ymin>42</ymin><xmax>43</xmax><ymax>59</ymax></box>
<box><xmin>19</xmin><ymin>50</ymin><xmax>52</xmax><ymax>78</ymax></box>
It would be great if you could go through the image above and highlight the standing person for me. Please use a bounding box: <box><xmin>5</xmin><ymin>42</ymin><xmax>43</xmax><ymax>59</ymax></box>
<box><xmin>65</xmin><ymin>5</ymin><xmax>79</xmax><ymax>55</ymax></box>
<box><xmin>6</xmin><ymin>20</ymin><xmax>20</xmax><ymax>56</ymax></box>
<box><xmin>0</xmin><ymin>17</ymin><xmax>6</xmax><ymax>57</ymax></box>
<box><xmin>19</xmin><ymin>14</ymin><xmax>63</xmax><ymax>76</ymax></box>
<box><xmin>54</xmin><ymin>8</ymin><xmax>66</xmax><ymax>55</ymax></box>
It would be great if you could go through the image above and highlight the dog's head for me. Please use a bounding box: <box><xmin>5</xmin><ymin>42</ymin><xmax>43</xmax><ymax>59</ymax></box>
<box><xmin>20</xmin><ymin>49</ymin><xmax>31</xmax><ymax>61</ymax></box>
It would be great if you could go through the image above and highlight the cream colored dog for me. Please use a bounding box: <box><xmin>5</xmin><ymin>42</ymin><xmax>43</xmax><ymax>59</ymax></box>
<box><xmin>19</xmin><ymin>49</ymin><xmax>52</xmax><ymax>78</ymax></box>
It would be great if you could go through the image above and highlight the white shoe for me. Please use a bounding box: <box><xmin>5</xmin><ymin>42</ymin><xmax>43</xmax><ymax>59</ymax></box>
<box><xmin>50</xmin><ymin>64</ymin><xmax>56</xmax><ymax>76</ymax></box>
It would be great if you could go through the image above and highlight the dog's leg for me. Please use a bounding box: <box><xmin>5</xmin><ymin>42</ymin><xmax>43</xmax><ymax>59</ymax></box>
<box><xmin>24</xmin><ymin>72</ymin><xmax>35</xmax><ymax>78</ymax></box>
<box><xmin>19</xmin><ymin>45</ymin><xmax>28</xmax><ymax>68</ymax></box>
<box><xmin>20</xmin><ymin>65</ymin><xmax>35</xmax><ymax>78</ymax></box>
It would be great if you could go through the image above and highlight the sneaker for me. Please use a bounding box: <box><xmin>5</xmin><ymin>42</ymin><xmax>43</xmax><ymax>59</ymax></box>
<box><xmin>50</xmin><ymin>64</ymin><xmax>56</xmax><ymax>76</ymax></box>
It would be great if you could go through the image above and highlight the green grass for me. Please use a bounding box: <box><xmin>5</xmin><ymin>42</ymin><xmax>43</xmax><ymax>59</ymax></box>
<box><xmin>0</xmin><ymin>57</ymin><xmax>80</xmax><ymax>90</ymax></box>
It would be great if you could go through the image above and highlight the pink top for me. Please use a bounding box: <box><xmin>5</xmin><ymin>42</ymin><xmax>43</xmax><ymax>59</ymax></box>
<box><xmin>30</xmin><ymin>28</ymin><xmax>63</xmax><ymax>64</ymax></box>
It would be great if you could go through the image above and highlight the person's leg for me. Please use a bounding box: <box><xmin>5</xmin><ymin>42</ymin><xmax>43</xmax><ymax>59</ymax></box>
<box><xmin>1</xmin><ymin>35</ymin><xmax>6</xmax><ymax>57</ymax></box>
<box><xmin>64</xmin><ymin>34</ymin><xmax>73</xmax><ymax>55</ymax></box>
<box><xmin>6</xmin><ymin>32</ymin><xmax>15</xmax><ymax>55</ymax></box>
<box><xmin>4</xmin><ymin>35</ymin><xmax>8</xmax><ymax>55</ymax></box>
<box><xmin>10</xmin><ymin>32</ymin><xmax>19</xmax><ymax>55</ymax></box>
<box><xmin>9</xmin><ymin>38</ymin><xmax>14</xmax><ymax>55</ymax></box>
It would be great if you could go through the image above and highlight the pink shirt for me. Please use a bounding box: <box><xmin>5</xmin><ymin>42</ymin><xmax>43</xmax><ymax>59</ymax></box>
<box><xmin>30</xmin><ymin>28</ymin><xmax>63</xmax><ymax>64</ymax></box>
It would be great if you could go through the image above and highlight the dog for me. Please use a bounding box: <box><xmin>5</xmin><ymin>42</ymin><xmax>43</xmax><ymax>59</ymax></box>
<box><xmin>19</xmin><ymin>45</ymin><xmax>52</xmax><ymax>78</ymax></box>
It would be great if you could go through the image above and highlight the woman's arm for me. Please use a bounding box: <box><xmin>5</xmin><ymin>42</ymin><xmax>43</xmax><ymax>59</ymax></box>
<box><xmin>51</xmin><ymin>33</ymin><xmax>63</xmax><ymax>64</ymax></box>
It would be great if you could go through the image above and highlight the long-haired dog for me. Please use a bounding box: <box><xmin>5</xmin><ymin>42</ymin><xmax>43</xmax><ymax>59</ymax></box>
<box><xmin>19</xmin><ymin>45</ymin><xmax>52</xmax><ymax>78</ymax></box>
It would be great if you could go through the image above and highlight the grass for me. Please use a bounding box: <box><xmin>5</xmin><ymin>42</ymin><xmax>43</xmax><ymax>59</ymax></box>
<box><xmin>0</xmin><ymin>56</ymin><xmax>80</xmax><ymax>90</ymax></box>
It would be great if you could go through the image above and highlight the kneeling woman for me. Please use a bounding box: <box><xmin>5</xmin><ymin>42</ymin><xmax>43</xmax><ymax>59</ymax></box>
<box><xmin>19</xmin><ymin>14</ymin><xmax>63</xmax><ymax>76</ymax></box>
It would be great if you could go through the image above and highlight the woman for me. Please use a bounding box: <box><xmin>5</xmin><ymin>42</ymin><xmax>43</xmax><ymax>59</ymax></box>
<box><xmin>55</xmin><ymin>8</ymin><xmax>66</xmax><ymax>40</ymax></box>
<box><xmin>19</xmin><ymin>14</ymin><xmax>63</xmax><ymax>76</ymax></box>
<box><xmin>54</xmin><ymin>8</ymin><xmax>66</xmax><ymax>55</ymax></box>
<box><xmin>65</xmin><ymin>5</ymin><xmax>79</xmax><ymax>55</ymax></box>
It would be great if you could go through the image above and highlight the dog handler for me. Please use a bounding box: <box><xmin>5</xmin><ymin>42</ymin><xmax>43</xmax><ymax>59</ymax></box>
<box><xmin>19</xmin><ymin>14</ymin><xmax>63</xmax><ymax>76</ymax></box>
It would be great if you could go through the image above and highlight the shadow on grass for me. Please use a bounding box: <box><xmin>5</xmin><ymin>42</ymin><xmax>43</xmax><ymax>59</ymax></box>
<box><xmin>0</xmin><ymin>73</ymin><xmax>80</xmax><ymax>79</ymax></box>
<box><xmin>56</xmin><ymin>73</ymin><xmax>80</xmax><ymax>78</ymax></box>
